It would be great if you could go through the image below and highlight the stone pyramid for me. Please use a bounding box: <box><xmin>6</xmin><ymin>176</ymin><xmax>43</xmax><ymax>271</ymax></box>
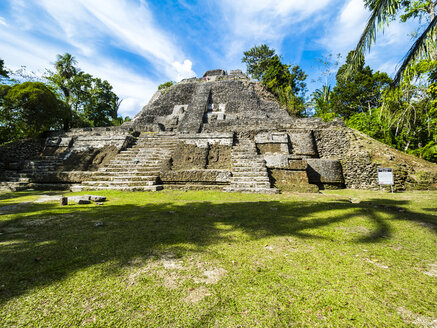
<box><xmin>1</xmin><ymin>69</ymin><xmax>436</xmax><ymax>192</ymax></box>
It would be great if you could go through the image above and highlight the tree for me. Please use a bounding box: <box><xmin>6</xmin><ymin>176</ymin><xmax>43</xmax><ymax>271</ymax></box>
<box><xmin>311</xmin><ymin>85</ymin><xmax>337</xmax><ymax>121</ymax></box>
<box><xmin>331</xmin><ymin>51</ymin><xmax>392</xmax><ymax>119</ymax></box>
<box><xmin>46</xmin><ymin>54</ymin><xmax>120</xmax><ymax>129</ymax></box>
<box><xmin>158</xmin><ymin>81</ymin><xmax>174</xmax><ymax>90</ymax></box>
<box><xmin>258</xmin><ymin>55</ymin><xmax>308</xmax><ymax>116</ymax></box>
<box><xmin>0</xmin><ymin>59</ymin><xmax>9</xmax><ymax>78</ymax></box>
<box><xmin>348</xmin><ymin>0</ymin><xmax>436</xmax><ymax>84</ymax></box>
<box><xmin>242</xmin><ymin>46</ymin><xmax>308</xmax><ymax>117</ymax></box>
<box><xmin>0</xmin><ymin>82</ymin><xmax>65</xmax><ymax>143</ymax></box>
<box><xmin>242</xmin><ymin>44</ymin><xmax>276</xmax><ymax>80</ymax></box>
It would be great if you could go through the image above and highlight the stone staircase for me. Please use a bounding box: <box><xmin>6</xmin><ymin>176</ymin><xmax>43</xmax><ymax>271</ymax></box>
<box><xmin>74</xmin><ymin>134</ymin><xmax>177</xmax><ymax>191</ymax></box>
<box><xmin>0</xmin><ymin>156</ymin><xmax>66</xmax><ymax>191</ymax></box>
<box><xmin>224</xmin><ymin>138</ymin><xmax>279</xmax><ymax>194</ymax></box>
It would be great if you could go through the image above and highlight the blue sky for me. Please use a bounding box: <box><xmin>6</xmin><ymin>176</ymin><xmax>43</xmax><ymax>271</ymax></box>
<box><xmin>0</xmin><ymin>0</ymin><xmax>415</xmax><ymax>118</ymax></box>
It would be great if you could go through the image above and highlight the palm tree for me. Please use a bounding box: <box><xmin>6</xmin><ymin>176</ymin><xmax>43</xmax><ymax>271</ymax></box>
<box><xmin>348</xmin><ymin>0</ymin><xmax>436</xmax><ymax>84</ymax></box>
<box><xmin>53</xmin><ymin>53</ymin><xmax>78</xmax><ymax>130</ymax></box>
<box><xmin>54</xmin><ymin>53</ymin><xmax>78</xmax><ymax>100</ymax></box>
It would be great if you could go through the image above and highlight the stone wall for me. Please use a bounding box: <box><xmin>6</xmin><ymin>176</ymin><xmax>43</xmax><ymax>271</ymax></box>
<box><xmin>0</xmin><ymin>139</ymin><xmax>44</xmax><ymax>171</ymax></box>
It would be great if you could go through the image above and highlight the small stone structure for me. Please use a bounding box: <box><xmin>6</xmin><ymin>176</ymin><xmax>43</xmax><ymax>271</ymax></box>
<box><xmin>1</xmin><ymin>69</ymin><xmax>436</xmax><ymax>193</ymax></box>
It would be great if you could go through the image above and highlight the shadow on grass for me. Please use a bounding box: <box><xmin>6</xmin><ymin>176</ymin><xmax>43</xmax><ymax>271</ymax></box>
<box><xmin>0</xmin><ymin>193</ymin><xmax>435</xmax><ymax>304</ymax></box>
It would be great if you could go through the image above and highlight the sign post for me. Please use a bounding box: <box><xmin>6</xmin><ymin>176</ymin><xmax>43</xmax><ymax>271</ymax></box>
<box><xmin>377</xmin><ymin>168</ymin><xmax>394</xmax><ymax>193</ymax></box>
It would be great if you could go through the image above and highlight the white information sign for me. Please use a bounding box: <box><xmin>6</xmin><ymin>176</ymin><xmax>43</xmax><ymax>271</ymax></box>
<box><xmin>377</xmin><ymin>168</ymin><xmax>394</xmax><ymax>185</ymax></box>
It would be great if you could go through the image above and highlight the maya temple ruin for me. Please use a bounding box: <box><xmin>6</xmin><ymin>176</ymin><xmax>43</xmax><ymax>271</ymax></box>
<box><xmin>1</xmin><ymin>69</ymin><xmax>436</xmax><ymax>193</ymax></box>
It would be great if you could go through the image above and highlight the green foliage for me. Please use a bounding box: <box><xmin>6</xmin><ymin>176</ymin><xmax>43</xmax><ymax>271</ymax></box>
<box><xmin>242</xmin><ymin>46</ymin><xmax>308</xmax><ymax>117</ymax></box>
<box><xmin>0</xmin><ymin>59</ymin><xmax>9</xmax><ymax>78</ymax></box>
<box><xmin>332</xmin><ymin>52</ymin><xmax>392</xmax><ymax>119</ymax></box>
<box><xmin>261</xmin><ymin>56</ymin><xmax>307</xmax><ymax>117</ymax></box>
<box><xmin>412</xmin><ymin>141</ymin><xmax>437</xmax><ymax>162</ymax></box>
<box><xmin>350</xmin><ymin>0</ymin><xmax>436</xmax><ymax>84</ymax></box>
<box><xmin>0</xmin><ymin>82</ymin><xmax>65</xmax><ymax>143</ymax></box>
<box><xmin>158</xmin><ymin>81</ymin><xmax>174</xmax><ymax>90</ymax></box>
<box><xmin>242</xmin><ymin>44</ymin><xmax>276</xmax><ymax>80</ymax></box>
<box><xmin>346</xmin><ymin>108</ymin><xmax>394</xmax><ymax>145</ymax></box>
<box><xmin>400</xmin><ymin>0</ymin><xmax>435</xmax><ymax>22</ymax></box>
<box><xmin>46</xmin><ymin>53</ymin><xmax>119</xmax><ymax>129</ymax></box>
<box><xmin>311</xmin><ymin>85</ymin><xmax>338</xmax><ymax>121</ymax></box>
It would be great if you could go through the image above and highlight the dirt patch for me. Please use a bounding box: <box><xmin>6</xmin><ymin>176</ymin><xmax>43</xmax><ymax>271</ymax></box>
<box><xmin>424</xmin><ymin>263</ymin><xmax>437</xmax><ymax>277</ymax></box>
<box><xmin>363</xmin><ymin>257</ymin><xmax>389</xmax><ymax>269</ymax></box>
<box><xmin>184</xmin><ymin>286</ymin><xmax>211</xmax><ymax>304</ymax></box>
<box><xmin>397</xmin><ymin>307</ymin><xmax>437</xmax><ymax>327</ymax></box>
<box><xmin>194</xmin><ymin>267</ymin><xmax>227</xmax><ymax>284</ymax></box>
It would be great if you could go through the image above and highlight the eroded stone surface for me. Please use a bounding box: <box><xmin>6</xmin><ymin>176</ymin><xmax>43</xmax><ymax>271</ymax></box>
<box><xmin>1</xmin><ymin>69</ymin><xmax>436</xmax><ymax>193</ymax></box>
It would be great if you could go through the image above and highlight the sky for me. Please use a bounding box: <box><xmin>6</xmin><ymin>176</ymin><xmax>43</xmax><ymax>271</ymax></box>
<box><xmin>0</xmin><ymin>0</ymin><xmax>417</xmax><ymax>118</ymax></box>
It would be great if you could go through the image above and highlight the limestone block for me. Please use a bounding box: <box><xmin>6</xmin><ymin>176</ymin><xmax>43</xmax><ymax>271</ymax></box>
<box><xmin>160</xmin><ymin>169</ymin><xmax>231</xmax><ymax>183</ymax></box>
<box><xmin>288</xmin><ymin>132</ymin><xmax>318</xmax><ymax>157</ymax></box>
<box><xmin>171</xmin><ymin>142</ymin><xmax>208</xmax><ymax>170</ymax></box>
<box><xmin>255</xmin><ymin>132</ymin><xmax>288</xmax><ymax>144</ymax></box>
<box><xmin>286</xmin><ymin>160</ymin><xmax>308</xmax><ymax>171</ymax></box>
<box><xmin>87</xmin><ymin>195</ymin><xmax>107</xmax><ymax>202</ymax></box>
<box><xmin>257</xmin><ymin>143</ymin><xmax>289</xmax><ymax>155</ymax></box>
<box><xmin>264</xmin><ymin>154</ymin><xmax>290</xmax><ymax>168</ymax></box>
<box><xmin>45</xmin><ymin>137</ymin><xmax>60</xmax><ymax>147</ymax></box>
<box><xmin>58</xmin><ymin>137</ymin><xmax>73</xmax><ymax>147</ymax></box>
<box><xmin>179</xmin><ymin>133</ymin><xmax>233</xmax><ymax>147</ymax></box>
<box><xmin>306</xmin><ymin>159</ymin><xmax>344</xmax><ymax>184</ymax></box>
<box><xmin>270</xmin><ymin>169</ymin><xmax>318</xmax><ymax>192</ymax></box>
<box><xmin>216</xmin><ymin>113</ymin><xmax>225</xmax><ymax>121</ymax></box>
<box><xmin>207</xmin><ymin>144</ymin><xmax>231</xmax><ymax>169</ymax></box>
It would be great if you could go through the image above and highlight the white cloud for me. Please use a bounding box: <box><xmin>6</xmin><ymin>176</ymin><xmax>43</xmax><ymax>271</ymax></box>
<box><xmin>0</xmin><ymin>16</ymin><xmax>7</xmax><ymax>26</ymax></box>
<box><xmin>318</xmin><ymin>0</ymin><xmax>416</xmax><ymax>76</ymax></box>
<box><xmin>35</xmin><ymin>0</ymin><xmax>195</xmax><ymax>81</ymax></box>
<box><xmin>172</xmin><ymin>59</ymin><xmax>195</xmax><ymax>81</ymax></box>
<box><xmin>319</xmin><ymin>0</ymin><xmax>368</xmax><ymax>55</ymax></box>
<box><xmin>217</xmin><ymin>0</ymin><xmax>334</xmax><ymax>66</ymax></box>
<box><xmin>1</xmin><ymin>0</ymin><xmax>200</xmax><ymax>117</ymax></box>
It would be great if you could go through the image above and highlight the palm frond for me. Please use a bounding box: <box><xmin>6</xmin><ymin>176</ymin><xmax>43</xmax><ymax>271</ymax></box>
<box><xmin>345</xmin><ymin>0</ymin><xmax>402</xmax><ymax>78</ymax></box>
<box><xmin>393</xmin><ymin>15</ymin><xmax>437</xmax><ymax>85</ymax></box>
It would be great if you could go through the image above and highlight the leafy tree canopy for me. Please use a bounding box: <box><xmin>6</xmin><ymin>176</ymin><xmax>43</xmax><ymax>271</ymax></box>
<box><xmin>242</xmin><ymin>45</ymin><xmax>308</xmax><ymax>117</ymax></box>
<box><xmin>0</xmin><ymin>82</ymin><xmax>66</xmax><ymax>143</ymax></box>
<box><xmin>0</xmin><ymin>59</ymin><xmax>9</xmax><ymax>78</ymax></box>
<box><xmin>349</xmin><ymin>0</ymin><xmax>436</xmax><ymax>84</ymax></box>
<box><xmin>242</xmin><ymin>44</ymin><xmax>276</xmax><ymax>80</ymax></box>
<box><xmin>46</xmin><ymin>53</ymin><xmax>120</xmax><ymax>129</ymax></box>
<box><xmin>158</xmin><ymin>81</ymin><xmax>174</xmax><ymax>90</ymax></box>
<box><xmin>332</xmin><ymin>51</ymin><xmax>392</xmax><ymax>119</ymax></box>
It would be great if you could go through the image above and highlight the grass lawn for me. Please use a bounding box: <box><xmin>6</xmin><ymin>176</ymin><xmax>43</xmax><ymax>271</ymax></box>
<box><xmin>0</xmin><ymin>189</ymin><xmax>436</xmax><ymax>327</ymax></box>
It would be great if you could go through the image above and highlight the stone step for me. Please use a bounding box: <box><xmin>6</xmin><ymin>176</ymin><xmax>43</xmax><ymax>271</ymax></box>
<box><xmin>74</xmin><ymin>185</ymin><xmax>163</xmax><ymax>192</ymax></box>
<box><xmin>164</xmin><ymin>184</ymin><xmax>224</xmax><ymax>191</ymax></box>
<box><xmin>86</xmin><ymin>176</ymin><xmax>157</xmax><ymax>182</ymax></box>
<box><xmin>223</xmin><ymin>186</ymin><xmax>279</xmax><ymax>194</ymax></box>
<box><xmin>82</xmin><ymin>180</ymin><xmax>157</xmax><ymax>187</ymax></box>
<box><xmin>104</xmin><ymin>162</ymin><xmax>161</xmax><ymax>167</ymax></box>
<box><xmin>90</xmin><ymin>172</ymin><xmax>157</xmax><ymax>177</ymax></box>
<box><xmin>231</xmin><ymin>177</ymin><xmax>270</xmax><ymax>183</ymax></box>
<box><xmin>232</xmin><ymin>154</ymin><xmax>262</xmax><ymax>159</ymax></box>
<box><xmin>232</xmin><ymin>167</ymin><xmax>267</xmax><ymax>173</ymax></box>
<box><xmin>232</xmin><ymin>171</ymin><xmax>269</xmax><ymax>177</ymax></box>
<box><xmin>229</xmin><ymin>181</ymin><xmax>271</xmax><ymax>188</ymax></box>
<box><xmin>97</xmin><ymin>169</ymin><xmax>160</xmax><ymax>174</ymax></box>
<box><xmin>231</xmin><ymin>159</ymin><xmax>265</xmax><ymax>165</ymax></box>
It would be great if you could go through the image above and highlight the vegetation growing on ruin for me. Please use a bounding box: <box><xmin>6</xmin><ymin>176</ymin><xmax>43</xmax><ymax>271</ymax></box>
<box><xmin>242</xmin><ymin>45</ymin><xmax>308</xmax><ymax>117</ymax></box>
<box><xmin>0</xmin><ymin>54</ymin><xmax>126</xmax><ymax>145</ymax></box>
<box><xmin>0</xmin><ymin>190</ymin><xmax>436</xmax><ymax>326</ymax></box>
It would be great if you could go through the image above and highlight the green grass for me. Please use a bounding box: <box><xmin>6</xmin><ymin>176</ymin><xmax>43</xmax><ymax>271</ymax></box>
<box><xmin>0</xmin><ymin>189</ymin><xmax>436</xmax><ymax>327</ymax></box>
